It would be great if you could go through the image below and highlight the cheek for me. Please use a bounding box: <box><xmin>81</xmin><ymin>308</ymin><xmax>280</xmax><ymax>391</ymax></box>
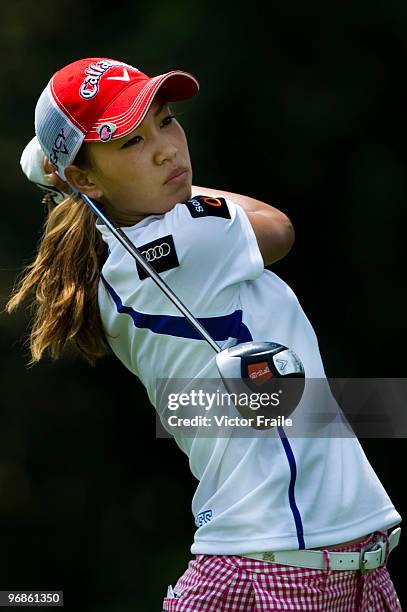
<box><xmin>178</xmin><ymin>126</ymin><xmax>189</xmax><ymax>151</ymax></box>
<box><xmin>97</xmin><ymin>155</ymin><xmax>140</xmax><ymax>190</ymax></box>
<box><xmin>91</xmin><ymin>154</ymin><xmax>120</xmax><ymax>187</ymax></box>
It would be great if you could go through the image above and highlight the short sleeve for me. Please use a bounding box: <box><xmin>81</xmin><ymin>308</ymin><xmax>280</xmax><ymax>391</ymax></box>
<box><xmin>157</xmin><ymin>195</ymin><xmax>264</xmax><ymax>309</ymax></box>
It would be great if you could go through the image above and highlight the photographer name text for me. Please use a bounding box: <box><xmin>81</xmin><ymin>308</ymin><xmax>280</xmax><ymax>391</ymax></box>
<box><xmin>167</xmin><ymin>415</ymin><xmax>292</xmax><ymax>428</ymax></box>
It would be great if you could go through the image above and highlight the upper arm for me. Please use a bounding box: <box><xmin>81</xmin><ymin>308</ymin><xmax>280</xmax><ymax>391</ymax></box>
<box><xmin>246</xmin><ymin>209</ymin><xmax>295</xmax><ymax>266</ymax></box>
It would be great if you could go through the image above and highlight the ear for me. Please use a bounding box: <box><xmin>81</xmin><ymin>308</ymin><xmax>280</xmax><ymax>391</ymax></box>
<box><xmin>64</xmin><ymin>165</ymin><xmax>103</xmax><ymax>199</ymax></box>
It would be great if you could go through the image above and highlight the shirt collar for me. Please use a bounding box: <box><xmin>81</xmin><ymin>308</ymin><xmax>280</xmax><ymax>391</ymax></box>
<box><xmin>95</xmin><ymin>213</ymin><xmax>164</xmax><ymax>239</ymax></box>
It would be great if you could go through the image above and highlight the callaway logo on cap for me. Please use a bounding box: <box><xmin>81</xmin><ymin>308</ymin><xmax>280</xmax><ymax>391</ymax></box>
<box><xmin>34</xmin><ymin>57</ymin><xmax>199</xmax><ymax>179</ymax></box>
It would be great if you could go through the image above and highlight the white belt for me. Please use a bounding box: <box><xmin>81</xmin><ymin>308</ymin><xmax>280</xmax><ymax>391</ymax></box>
<box><xmin>241</xmin><ymin>527</ymin><xmax>401</xmax><ymax>573</ymax></box>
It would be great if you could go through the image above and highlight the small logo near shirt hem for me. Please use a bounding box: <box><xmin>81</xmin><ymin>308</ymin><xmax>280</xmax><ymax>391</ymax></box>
<box><xmin>195</xmin><ymin>509</ymin><xmax>213</xmax><ymax>527</ymax></box>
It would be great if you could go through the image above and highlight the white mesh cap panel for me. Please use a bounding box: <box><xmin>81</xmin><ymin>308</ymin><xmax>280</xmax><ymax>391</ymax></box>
<box><xmin>35</xmin><ymin>84</ymin><xmax>84</xmax><ymax>179</ymax></box>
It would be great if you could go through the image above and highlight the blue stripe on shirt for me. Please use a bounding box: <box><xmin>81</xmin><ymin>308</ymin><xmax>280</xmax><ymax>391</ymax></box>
<box><xmin>100</xmin><ymin>273</ymin><xmax>252</xmax><ymax>344</ymax></box>
<box><xmin>242</xmin><ymin>327</ymin><xmax>305</xmax><ymax>549</ymax></box>
<box><xmin>277</xmin><ymin>426</ymin><xmax>305</xmax><ymax>549</ymax></box>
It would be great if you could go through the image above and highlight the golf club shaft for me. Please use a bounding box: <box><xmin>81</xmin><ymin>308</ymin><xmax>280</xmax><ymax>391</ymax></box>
<box><xmin>80</xmin><ymin>193</ymin><xmax>222</xmax><ymax>354</ymax></box>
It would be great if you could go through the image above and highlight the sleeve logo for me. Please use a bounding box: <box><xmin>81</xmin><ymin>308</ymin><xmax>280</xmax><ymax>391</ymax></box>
<box><xmin>184</xmin><ymin>196</ymin><xmax>231</xmax><ymax>219</ymax></box>
<box><xmin>135</xmin><ymin>234</ymin><xmax>179</xmax><ymax>280</ymax></box>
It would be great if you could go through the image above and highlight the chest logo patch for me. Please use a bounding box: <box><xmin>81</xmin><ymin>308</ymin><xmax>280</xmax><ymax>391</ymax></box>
<box><xmin>136</xmin><ymin>234</ymin><xmax>179</xmax><ymax>280</ymax></box>
<box><xmin>184</xmin><ymin>195</ymin><xmax>231</xmax><ymax>219</ymax></box>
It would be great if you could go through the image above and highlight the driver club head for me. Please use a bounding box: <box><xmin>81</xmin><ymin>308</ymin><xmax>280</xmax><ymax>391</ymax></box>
<box><xmin>215</xmin><ymin>341</ymin><xmax>305</xmax><ymax>429</ymax></box>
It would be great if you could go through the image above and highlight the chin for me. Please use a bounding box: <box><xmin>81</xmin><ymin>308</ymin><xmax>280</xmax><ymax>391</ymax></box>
<box><xmin>168</xmin><ymin>187</ymin><xmax>192</xmax><ymax>210</ymax></box>
<box><xmin>178</xmin><ymin>183</ymin><xmax>192</xmax><ymax>203</ymax></box>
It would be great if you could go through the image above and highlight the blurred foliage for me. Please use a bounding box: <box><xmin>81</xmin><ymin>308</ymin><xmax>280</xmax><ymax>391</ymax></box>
<box><xmin>0</xmin><ymin>0</ymin><xmax>406</xmax><ymax>609</ymax></box>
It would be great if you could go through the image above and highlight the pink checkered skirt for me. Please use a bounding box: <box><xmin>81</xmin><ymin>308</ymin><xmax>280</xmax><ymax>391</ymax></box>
<box><xmin>162</xmin><ymin>532</ymin><xmax>401</xmax><ymax>611</ymax></box>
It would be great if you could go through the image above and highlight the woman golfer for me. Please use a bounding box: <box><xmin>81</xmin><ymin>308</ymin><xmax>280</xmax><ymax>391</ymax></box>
<box><xmin>8</xmin><ymin>57</ymin><xmax>402</xmax><ymax>611</ymax></box>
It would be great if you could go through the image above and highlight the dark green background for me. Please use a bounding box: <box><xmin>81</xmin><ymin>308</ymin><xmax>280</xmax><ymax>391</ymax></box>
<box><xmin>0</xmin><ymin>1</ymin><xmax>405</xmax><ymax>610</ymax></box>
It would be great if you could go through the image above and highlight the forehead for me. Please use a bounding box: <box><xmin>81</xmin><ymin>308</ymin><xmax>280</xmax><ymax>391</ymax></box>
<box><xmin>124</xmin><ymin>95</ymin><xmax>169</xmax><ymax>133</ymax></box>
<box><xmin>151</xmin><ymin>95</ymin><xmax>166</xmax><ymax>110</ymax></box>
<box><xmin>147</xmin><ymin>95</ymin><xmax>170</xmax><ymax>115</ymax></box>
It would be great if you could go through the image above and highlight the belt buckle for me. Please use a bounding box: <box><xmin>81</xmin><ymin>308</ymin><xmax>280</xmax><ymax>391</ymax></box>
<box><xmin>359</xmin><ymin>538</ymin><xmax>387</xmax><ymax>575</ymax></box>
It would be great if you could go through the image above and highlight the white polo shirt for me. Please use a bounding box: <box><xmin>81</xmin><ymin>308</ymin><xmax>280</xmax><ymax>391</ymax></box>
<box><xmin>96</xmin><ymin>195</ymin><xmax>401</xmax><ymax>554</ymax></box>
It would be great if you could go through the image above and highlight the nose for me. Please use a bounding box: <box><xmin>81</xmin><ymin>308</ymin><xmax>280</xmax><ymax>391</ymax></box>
<box><xmin>153</xmin><ymin>135</ymin><xmax>178</xmax><ymax>165</ymax></box>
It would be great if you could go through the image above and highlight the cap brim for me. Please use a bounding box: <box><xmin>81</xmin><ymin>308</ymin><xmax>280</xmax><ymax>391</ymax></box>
<box><xmin>85</xmin><ymin>70</ymin><xmax>199</xmax><ymax>142</ymax></box>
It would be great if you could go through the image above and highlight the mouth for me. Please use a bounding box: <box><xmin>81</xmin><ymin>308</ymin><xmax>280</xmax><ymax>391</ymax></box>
<box><xmin>164</xmin><ymin>167</ymin><xmax>189</xmax><ymax>185</ymax></box>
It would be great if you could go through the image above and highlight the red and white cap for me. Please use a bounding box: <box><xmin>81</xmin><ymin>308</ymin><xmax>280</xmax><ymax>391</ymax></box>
<box><xmin>34</xmin><ymin>57</ymin><xmax>199</xmax><ymax>179</ymax></box>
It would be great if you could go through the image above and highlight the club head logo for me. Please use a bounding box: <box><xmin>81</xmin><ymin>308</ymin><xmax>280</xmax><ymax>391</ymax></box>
<box><xmin>247</xmin><ymin>361</ymin><xmax>273</xmax><ymax>385</ymax></box>
<box><xmin>96</xmin><ymin>123</ymin><xmax>117</xmax><ymax>142</ymax></box>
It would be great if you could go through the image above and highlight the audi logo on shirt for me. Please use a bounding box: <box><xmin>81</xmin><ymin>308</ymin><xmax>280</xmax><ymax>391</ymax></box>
<box><xmin>141</xmin><ymin>242</ymin><xmax>171</xmax><ymax>262</ymax></box>
<box><xmin>136</xmin><ymin>234</ymin><xmax>179</xmax><ymax>280</ymax></box>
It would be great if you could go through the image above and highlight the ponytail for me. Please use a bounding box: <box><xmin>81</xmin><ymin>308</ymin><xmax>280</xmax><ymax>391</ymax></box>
<box><xmin>5</xmin><ymin>191</ymin><xmax>111</xmax><ymax>366</ymax></box>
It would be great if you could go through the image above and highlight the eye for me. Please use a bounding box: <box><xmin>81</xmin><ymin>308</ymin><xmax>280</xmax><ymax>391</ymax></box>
<box><xmin>121</xmin><ymin>135</ymin><xmax>143</xmax><ymax>149</ymax></box>
<box><xmin>161</xmin><ymin>114</ymin><xmax>177</xmax><ymax>127</ymax></box>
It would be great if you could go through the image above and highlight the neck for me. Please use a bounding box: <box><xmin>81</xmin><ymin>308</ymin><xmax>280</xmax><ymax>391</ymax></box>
<box><xmin>102</xmin><ymin>201</ymin><xmax>149</xmax><ymax>227</ymax></box>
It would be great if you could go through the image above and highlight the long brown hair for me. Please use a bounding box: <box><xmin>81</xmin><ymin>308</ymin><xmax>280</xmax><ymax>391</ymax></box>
<box><xmin>5</xmin><ymin>147</ymin><xmax>111</xmax><ymax>366</ymax></box>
